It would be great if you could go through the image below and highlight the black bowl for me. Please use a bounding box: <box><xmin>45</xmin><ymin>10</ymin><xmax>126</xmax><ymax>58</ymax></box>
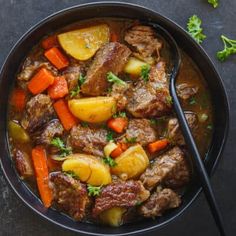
<box><xmin>0</xmin><ymin>2</ymin><xmax>229</xmax><ymax>235</ymax></box>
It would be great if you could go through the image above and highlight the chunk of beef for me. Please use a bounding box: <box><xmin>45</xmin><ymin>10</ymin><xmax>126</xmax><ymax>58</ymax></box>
<box><xmin>34</xmin><ymin>119</ymin><xmax>64</xmax><ymax>145</ymax></box>
<box><xmin>126</xmin><ymin>61</ymin><xmax>172</xmax><ymax>118</ymax></box>
<box><xmin>177</xmin><ymin>83</ymin><xmax>199</xmax><ymax>100</ymax></box>
<box><xmin>124</xmin><ymin>119</ymin><xmax>157</xmax><ymax>146</ymax></box>
<box><xmin>139</xmin><ymin>187</ymin><xmax>181</xmax><ymax>218</ymax></box>
<box><xmin>167</xmin><ymin>112</ymin><xmax>198</xmax><ymax>145</ymax></box>
<box><xmin>21</xmin><ymin>94</ymin><xmax>55</xmax><ymax>133</ymax></box>
<box><xmin>124</xmin><ymin>25</ymin><xmax>162</xmax><ymax>64</ymax></box>
<box><xmin>49</xmin><ymin>172</ymin><xmax>90</xmax><ymax>221</ymax></box>
<box><xmin>81</xmin><ymin>42</ymin><xmax>131</xmax><ymax>96</ymax></box>
<box><xmin>13</xmin><ymin>149</ymin><xmax>34</xmax><ymax>178</ymax></box>
<box><xmin>63</xmin><ymin>65</ymin><xmax>80</xmax><ymax>91</ymax></box>
<box><xmin>92</xmin><ymin>180</ymin><xmax>150</xmax><ymax>217</ymax></box>
<box><xmin>140</xmin><ymin>146</ymin><xmax>190</xmax><ymax>190</ymax></box>
<box><xmin>69</xmin><ymin>125</ymin><xmax>108</xmax><ymax>157</ymax></box>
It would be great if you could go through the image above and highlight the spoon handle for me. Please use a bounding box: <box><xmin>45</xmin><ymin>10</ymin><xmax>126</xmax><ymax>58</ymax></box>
<box><xmin>170</xmin><ymin>79</ymin><xmax>226</xmax><ymax>236</ymax></box>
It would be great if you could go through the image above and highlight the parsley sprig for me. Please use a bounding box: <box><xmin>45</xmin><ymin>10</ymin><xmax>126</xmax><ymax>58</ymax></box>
<box><xmin>141</xmin><ymin>64</ymin><xmax>151</xmax><ymax>82</ymax></box>
<box><xmin>217</xmin><ymin>35</ymin><xmax>236</xmax><ymax>61</ymax></box>
<box><xmin>106</xmin><ymin>130</ymin><xmax>114</xmax><ymax>142</ymax></box>
<box><xmin>208</xmin><ymin>0</ymin><xmax>218</xmax><ymax>8</ymax></box>
<box><xmin>87</xmin><ymin>184</ymin><xmax>102</xmax><ymax>197</ymax></box>
<box><xmin>70</xmin><ymin>74</ymin><xmax>86</xmax><ymax>98</ymax></box>
<box><xmin>125</xmin><ymin>137</ymin><xmax>137</xmax><ymax>143</ymax></box>
<box><xmin>103</xmin><ymin>156</ymin><xmax>117</xmax><ymax>167</ymax></box>
<box><xmin>113</xmin><ymin>111</ymin><xmax>127</xmax><ymax>118</ymax></box>
<box><xmin>51</xmin><ymin>137</ymin><xmax>72</xmax><ymax>157</ymax></box>
<box><xmin>107</xmin><ymin>72</ymin><xmax>127</xmax><ymax>86</ymax></box>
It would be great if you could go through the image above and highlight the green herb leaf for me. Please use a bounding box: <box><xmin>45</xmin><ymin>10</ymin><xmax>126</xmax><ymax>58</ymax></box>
<box><xmin>87</xmin><ymin>184</ymin><xmax>102</xmax><ymax>197</ymax></box>
<box><xmin>166</xmin><ymin>95</ymin><xmax>173</xmax><ymax>105</ymax></box>
<box><xmin>70</xmin><ymin>74</ymin><xmax>86</xmax><ymax>98</ymax></box>
<box><xmin>79</xmin><ymin>74</ymin><xmax>86</xmax><ymax>85</ymax></box>
<box><xmin>141</xmin><ymin>64</ymin><xmax>151</xmax><ymax>82</ymax></box>
<box><xmin>81</xmin><ymin>121</ymin><xmax>89</xmax><ymax>127</ymax></box>
<box><xmin>106</xmin><ymin>130</ymin><xmax>114</xmax><ymax>142</ymax></box>
<box><xmin>189</xmin><ymin>97</ymin><xmax>197</xmax><ymax>105</ymax></box>
<box><xmin>207</xmin><ymin>124</ymin><xmax>213</xmax><ymax>130</ymax></box>
<box><xmin>125</xmin><ymin>137</ymin><xmax>137</xmax><ymax>143</ymax></box>
<box><xmin>51</xmin><ymin>137</ymin><xmax>72</xmax><ymax>157</ymax></box>
<box><xmin>150</xmin><ymin>119</ymin><xmax>157</xmax><ymax>125</ymax></box>
<box><xmin>187</xmin><ymin>15</ymin><xmax>206</xmax><ymax>44</ymax></box>
<box><xmin>217</xmin><ymin>35</ymin><xmax>236</xmax><ymax>61</ymax></box>
<box><xmin>107</xmin><ymin>72</ymin><xmax>127</xmax><ymax>86</ymax></box>
<box><xmin>113</xmin><ymin>111</ymin><xmax>127</xmax><ymax>118</ymax></box>
<box><xmin>103</xmin><ymin>156</ymin><xmax>117</xmax><ymax>167</ymax></box>
<box><xmin>208</xmin><ymin>0</ymin><xmax>218</xmax><ymax>8</ymax></box>
<box><xmin>63</xmin><ymin>170</ymin><xmax>79</xmax><ymax>179</ymax></box>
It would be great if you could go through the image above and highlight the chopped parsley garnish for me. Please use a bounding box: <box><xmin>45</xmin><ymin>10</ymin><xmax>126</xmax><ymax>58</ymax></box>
<box><xmin>81</xmin><ymin>121</ymin><xmax>89</xmax><ymax>127</ymax></box>
<box><xmin>51</xmin><ymin>137</ymin><xmax>72</xmax><ymax>157</ymax></box>
<box><xmin>141</xmin><ymin>64</ymin><xmax>151</xmax><ymax>82</ymax></box>
<box><xmin>70</xmin><ymin>74</ymin><xmax>86</xmax><ymax>98</ymax></box>
<box><xmin>107</xmin><ymin>72</ymin><xmax>127</xmax><ymax>86</ymax></box>
<box><xmin>189</xmin><ymin>97</ymin><xmax>197</xmax><ymax>105</ymax></box>
<box><xmin>63</xmin><ymin>170</ymin><xmax>79</xmax><ymax>179</ymax></box>
<box><xmin>125</xmin><ymin>137</ymin><xmax>137</xmax><ymax>143</ymax></box>
<box><xmin>106</xmin><ymin>130</ymin><xmax>114</xmax><ymax>142</ymax></box>
<box><xmin>113</xmin><ymin>111</ymin><xmax>127</xmax><ymax>118</ymax></box>
<box><xmin>87</xmin><ymin>184</ymin><xmax>102</xmax><ymax>197</ymax></box>
<box><xmin>166</xmin><ymin>95</ymin><xmax>173</xmax><ymax>105</ymax></box>
<box><xmin>207</xmin><ymin>124</ymin><xmax>213</xmax><ymax>130</ymax></box>
<box><xmin>208</xmin><ymin>0</ymin><xmax>218</xmax><ymax>8</ymax></box>
<box><xmin>217</xmin><ymin>35</ymin><xmax>236</xmax><ymax>61</ymax></box>
<box><xmin>103</xmin><ymin>156</ymin><xmax>117</xmax><ymax>167</ymax></box>
<box><xmin>187</xmin><ymin>15</ymin><xmax>206</xmax><ymax>44</ymax></box>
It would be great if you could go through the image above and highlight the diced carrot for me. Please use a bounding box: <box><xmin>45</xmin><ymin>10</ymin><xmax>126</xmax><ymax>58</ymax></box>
<box><xmin>147</xmin><ymin>139</ymin><xmax>169</xmax><ymax>153</ymax></box>
<box><xmin>110</xmin><ymin>142</ymin><xmax>128</xmax><ymax>158</ymax></box>
<box><xmin>110</xmin><ymin>33</ymin><xmax>119</xmax><ymax>42</ymax></box>
<box><xmin>44</xmin><ymin>47</ymin><xmax>69</xmax><ymax>70</ymax></box>
<box><xmin>48</xmin><ymin>76</ymin><xmax>68</xmax><ymax>99</ymax></box>
<box><xmin>28</xmin><ymin>68</ymin><xmax>55</xmax><ymax>95</ymax></box>
<box><xmin>41</xmin><ymin>35</ymin><xmax>59</xmax><ymax>50</ymax></box>
<box><xmin>107</xmin><ymin>117</ymin><xmax>128</xmax><ymax>133</ymax></box>
<box><xmin>10</xmin><ymin>88</ymin><xmax>26</xmax><ymax>111</ymax></box>
<box><xmin>31</xmin><ymin>146</ymin><xmax>52</xmax><ymax>208</ymax></box>
<box><xmin>53</xmin><ymin>99</ymin><xmax>77</xmax><ymax>130</ymax></box>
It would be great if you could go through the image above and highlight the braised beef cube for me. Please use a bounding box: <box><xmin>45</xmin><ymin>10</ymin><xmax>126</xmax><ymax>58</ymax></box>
<box><xmin>13</xmin><ymin>149</ymin><xmax>34</xmax><ymax>178</ymax></box>
<box><xmin>49</xmin><ymin>172</ymin><xmax>91</xmax><ymax>221</ymax></box>
<box><xmin>177</xmin><ymin>83</ymin><xmax>199</xmax><ymax>100</ymax></box>
<box><xmin>21</xmin><ymin>94</ymin><xmax>55</xmax><ymax>133</ymax></box>
<box><xmin>167</xmin><ymin>112</ymin><xmax>198</xmax><ymax>145</ymax></box>
<box><xmin>140</xmin><ymin>146</ymin><xmax>190</xmax><ymax>190</ymax></box>
<box><xmin>34</xmin><ymin>119</ymin><xmax>64</xmax><ymax>145</ymax></box>
<box><xmin>63</xmin><ymin>65</ymin><xmax>81</xmax><ymax>91</ymax></box>
<box><xmin>126</xmin><ymin>61</ymin><xmax>172</xmax><ymax>118</ymax></box>
<box><xmin>92</xmin><ymin>180</ymin><xmax>150</xmax><ymax>217</ymax></box>
<box><xmin>81</xmin><ymin>42</ymin><xmax>131</xmax><ymax>96</ymax></box>
<box><xmin>69</xmin><ymin>125</ymin><xmax>108</xmax><ymax>157</ymax></box>
<box><xmin>124</xmin><ymin>119</ymin><xmax>157</xmax><ymax>146</ymax></box>
<box><xmin>139</xmin><ymin>187</ymin><xmax>181</xmax><ymax>218</ymax></box>
<box><xmin>124</xmin><ymin>25</ymin><xmax>162</xmax><ymax>64</ymax></box>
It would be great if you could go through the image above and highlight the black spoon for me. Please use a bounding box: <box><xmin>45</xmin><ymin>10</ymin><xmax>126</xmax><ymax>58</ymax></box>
<box><xmin>148</xmin><ymin>23</ymin><xmax>226</xmax><ymax>236</ymax></box>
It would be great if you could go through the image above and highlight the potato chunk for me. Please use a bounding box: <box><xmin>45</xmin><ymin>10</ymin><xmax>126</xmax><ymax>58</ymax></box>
<box><xmin>111</xmin><ymin>145</ymin><xmax>149</xmax><ymax>180</ymax></box>
<box><xmin>62</xmin><ymin>154</ymin><xmax>112</xmax><ymax>186</ymax></box>
<box><xmin>68</xmin><ymin>97</ymin><xmax>116</xmax><ymax>123</ymax></box>
<box><xmin>124</xmin><ymin>57</ymin><xmax>148</xmax><ymax>76</ymax></box>
<box><xmin>58</xmin><ymin>24</ymin><xmax>110</xmax><ymax>60</ymax></box>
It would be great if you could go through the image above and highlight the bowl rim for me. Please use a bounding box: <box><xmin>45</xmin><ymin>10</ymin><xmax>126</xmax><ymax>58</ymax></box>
<box><xmin>0</xmin><ymin>1</ymin><xmax>230</xmax><ymax>235</ymax></box>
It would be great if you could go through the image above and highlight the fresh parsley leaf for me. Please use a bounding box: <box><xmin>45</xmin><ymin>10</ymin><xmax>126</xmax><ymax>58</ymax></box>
<box><xmin>79</xmin><ymin>74</ymin><xmax>86</xmax><ymax>85</ymax></box>
<box><xmin>208</xmin><ymin>0</ymin><xmax>218</xmax><ymax>8</ymax></box>
<box><xmin>125</xmin><ymin>137</ymin><xmax>137</xmax><ymax>143</ymax></box>
<box><xmin>187</xmin><ymin>15</ymin><xmax>206</xmax><ymax>44</ymax></box>
<box><xmin>103</xmin><ymin>156</ymin><xmax>117</xmax><ymax>167</ymax></box>
<box><xmin>113</xmin><ymin>111</ymin><xmax>127</xmax><ymax>118</ymax></box>
<box><xmin>51</xmin><ymin>137</ymin><xmax>72</xmax><ymax>157</ymax></box>
<box><xmin>107</xmin><ymin>72</ymin><xmax>127</xmax><ymax>86</ymax></box>
<box><xmin>81</xmin><ymin>121</ymin><xmax>89</xmax><ymax>127</ymax></box>
<box><xmin>141</xmin><ymin>64</ymin><xmax>151</xmax><ymax>82</ymax></box>
<box><xmin>70</xmin><ymin>74</ymin><xmax>86</xmax><ymax>98</ymax></box>
<box><xmin>217</xmin><ymin>35</ymin><xmax>236</xmax><ymax>61</ymax></box>
<box><xmin>189</xmin><ymin>97</ymin><xmax>197</xmax><ymax>105</ymax></box>
<box><xmin>207</xmin><ymin>124</ymin><xmax>213</xmax><ymax>130</ymax></box>
<box><xmin>106</xmin><ymin>130</ymin><xmax>114</xmax><ymax>142</ymax></box>
<box><xmin>166</xmin><ymin>95</ymin><xmax>173</xmax><ymax>105</ymax></box>
<box><xmin>63</xmin><ymin>170</ymin><xmax>79</xmax><ymax>179</ymax></box>
<box><xmin>87</xmin><ymin>184</ymin><xmax>102</xmax><ymax>197</ymax></box>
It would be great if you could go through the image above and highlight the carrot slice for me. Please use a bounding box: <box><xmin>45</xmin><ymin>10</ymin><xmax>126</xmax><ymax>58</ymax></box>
<box><xmin>147</xmin><ymin>139</ymin><xmax>169</xmax><ymax>153</ymax></box>
<box><xmin>31</xmin><ymin>146</ymin><xmax>52</xmax><ymax>208</ymax></box>
<box><xmin>53</xmin><ymin>99</ymin><xmax>77</xmax><ymax>130</ymax></box>
<box><xmin>28</xmin><ymin>68</ymin><xmax>55</xmax><ymax>95</ymax></box>
<box><xmin>41</xmin><ymin>35</ymin><xmax>59</xmax><ymax>50</ymax></box>
<box><xmin>110</xmin><ymin>142</ymin><xmax>128</xmax><ymax>158</ymax></box>
<box><xmin>107</xmin><ymin>117</ymin><xmax>128</xmax><ymax>133</ymax></box>
<box><xmin>48</xmin><ymin>76</ymin><xmax>68</xmax><ymax>99</ymax></box>
<box><xmin>110</xmin><ymin>33</ymin><xmax>119</xmax><ymax>42</ymax></box>
<box><xmin>44</xmin><ymin>47</ymin><xmax>69</xmax><ymax>70</ymax></box>
<box><xmin>10</xmin><ymin>88</ymin><xmax>26</xmax><ymax>111</ymax></box>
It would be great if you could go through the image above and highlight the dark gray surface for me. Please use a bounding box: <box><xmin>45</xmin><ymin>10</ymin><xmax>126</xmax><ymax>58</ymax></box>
<box><xmin>0</xmin><ymin>0</ymin><xmax>235</xmax><ymax>235</ymax></box>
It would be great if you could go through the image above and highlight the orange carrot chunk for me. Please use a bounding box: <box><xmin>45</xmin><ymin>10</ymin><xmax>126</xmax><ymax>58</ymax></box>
<box><xmin>148</xmin><ymin>139</ymin><xmax>169</xmax><ymax>153</ymax></box>
<box><xmin>48</xmin><ymin>76</ymin><xmax>68</xmax><ymax>99</ymax></box>
<box><xmin>110</xmin><ymin>33</ymin><xmax>119</xmax><ymax>42</ymax></box>
<box><xmin>44</xmin><ymin>47</ymin><xmax>69</xmax><ymax>70</ymax></box>
<box><xmin>110</xmin><ymin>142</ymin><xmax>128</xmax><ymax>158</ymax></box>
<box><xmin>41</xmin><ymin>35</ymin><xmax>59</xmax><ymax>50</ymax></box>
<box><xmin>10</xmin><ymin>88</ymin><xmax>26</xmax><ymax>111</ymax></box>
<box><xmin>53</xmin><ymin>99</ymin><xmax>77</xmax><ymax>131</ymax></box>
<box><xmin>31</xmin><ymin>146</ymin><xmax>52</xmax><ymax>208</ymax></box>
<box><xmin>107</xmin><ymin>117</ymin><xmax>128</xmax><ymax>133</ymax></box>
<box><xmin>28</xmin><ymin>68</ymin><xmax>55</xmax><ymax>95</ymax></box>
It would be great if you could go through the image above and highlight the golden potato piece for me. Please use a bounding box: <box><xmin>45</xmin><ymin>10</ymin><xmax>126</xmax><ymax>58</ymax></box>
<box><xmin>111</xmin><ymin>145</ymin><xmax>149</xmax><ymax>180</ymax></box>
<box><xmin>124</xmin><ymin>57</ymin><xmax>148</xmax><ymax>77</ymax></box>
<box><xmin>62</xmin><ymin>154</ymin><xmax>112</xmax><ymax>186</ymax></box>
<box><xmin>58</xmin><ymin>24</ymin><xmax>110</xmax><ymax>60</ymax></box>
<box><xmin>68</xmin><ymin>97</ymin><xmax>116</xmax><ymax>123</ymax></box>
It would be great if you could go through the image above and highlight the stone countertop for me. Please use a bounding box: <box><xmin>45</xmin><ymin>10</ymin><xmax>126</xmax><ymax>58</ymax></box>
<box><xmin>0</xmin><ymin>0</ymin><xmax>235</xmax><ymax>235</ymax></box>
